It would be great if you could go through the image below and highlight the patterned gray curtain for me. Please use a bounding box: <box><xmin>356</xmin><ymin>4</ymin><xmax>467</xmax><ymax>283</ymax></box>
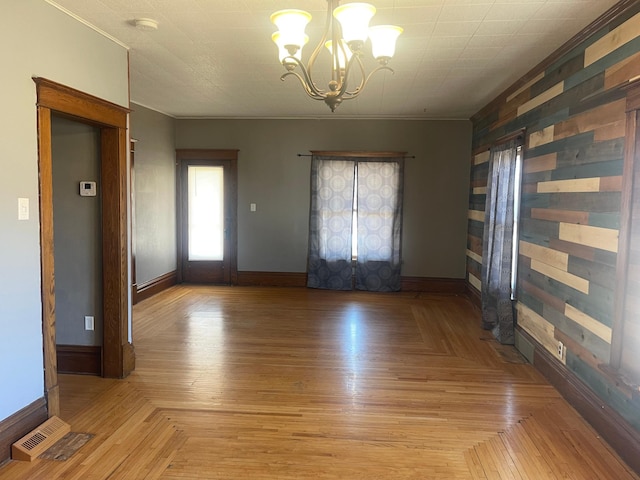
<box><xmin>481</xmin><ymin>139</ymin><xmax>519</xmax><ymax>344</ymax></box>
<box><xmin>307</xmin><ymin>155</ymin><xmax>404</xmax><ymax>292</ymax></box>
<box><xmin>355</xmin><ymin>159</ymin><xmax>404</xmax><ymax>292</ymax></box>
<box><xmin>307</xmin><ymin>156</ymin><xmax>355</xmax><ymax>290</ymax></box>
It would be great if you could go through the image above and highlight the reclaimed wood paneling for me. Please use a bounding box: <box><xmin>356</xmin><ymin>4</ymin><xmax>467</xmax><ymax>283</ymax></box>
<box><xmin>537</xmin><ymin>177</ymin><xmax>601</xmax><ymax>193</ymax></box>
<box><xmin>528</xmin><ymin>125</ymin><xmax>555</xmax><ymax>148</ymax></box>
<box><xmin>517</xmin><ymin>302</ymin><xmax>560</xmax><ymax>362</ymax></box>
<box><xmin>564</xmin><ymin>303</ymin><xmax>613</xmax><ymax>343</ymax></box>
<box><xmin>473</xmin><ymin>150</ymin><xmax>490</xmax><ymax>165</ymax></box>
<box><xmin>521</xmin><ymin>279</ymin><xmax>566</xmax><ymax>314</ymax></box>
<box><xmin>531</xmin><ymin>208</ymin><xmax>589</xmax><ymax>224</ymax></box>
<box><xmin>531</xmin><ymin>259</ymin><xmax>590</xmax><ymax>294</ymax></box>
<box><xmin>467</xmin><ymin>1</ymin><xmax>640</xmax><ymax>453</ymax></box>
<box><xmin>519</xmin><ymin>240</ymin><xmax>568</xmax><ymax>270</ymax></box>
<box><xmin>466</xmin><ymin>249</ymin><xmax>482</xmax><ymax>264</ymax></box>
<box><xmin>605</xmin><ymin>50</ymin><xmax>640</xmax><ymax>89</ymax></box>
<box><xmin>507</xmin><ymin>72</ymin><xmax>545</xmax><ymax>103</ymax></box>
<box><xmin>584</xmin><ymin>12</ymin><xmax>640</xmax><ymax>67</ymax></box>
<box><xmin>467</xmin><ymin>210</ymin><xmax>484</xmax><ymax>222</ymax></box>
<box><xmin>518</xmin><ymin>82</ymin><xmax>565</xmax><ymax>116</ymax></box>
<box><xmin>524</xmin><ymin>152</ymin><xmax>557</xmax><ymax>173</ymax></box>
<box><xmin>558</xmin><ymin>223</ymin><xmax>619</xmax><ymax>252</ymax></box>
<box><xmin>468</xmin><ymin>272</ymin><xmax>481</xmax><ymax>292</ymax></box>
<box><xmin>595</xmin><ymin>120</ymin><xmax>627</xmax><ymax>142</ymax></box>
<box><xmin>554</xmin><ymin>99</ymin><xmax>626</xmax><ymax>141</ymax></box>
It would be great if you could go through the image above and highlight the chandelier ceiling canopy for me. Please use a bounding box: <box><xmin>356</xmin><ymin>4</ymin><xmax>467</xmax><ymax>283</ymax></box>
<box><xmin>270</xmin><ymin>1</ymin><xmax>403</xmax><ymax>112</ymax></box>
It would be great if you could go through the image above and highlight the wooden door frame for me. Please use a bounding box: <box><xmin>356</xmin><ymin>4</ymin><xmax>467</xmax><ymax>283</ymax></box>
<box><xmin>611</xmin><ymin>79</ymin><xmax>640</xmax><ymax>372</ymax></box>
<box><xmin>35</xmin><ymin>78</ymin><xmax>133</xmax><ymax>417</ymax></box>
<box><xmin>130</xmin><ymin>139</ymin><xmax>138</xmax><ymax>304</ymax></box>
<box><xmin>175</xmin><ymin>149</ymin><xmax>238</xmax><ymax>285</ymax></box>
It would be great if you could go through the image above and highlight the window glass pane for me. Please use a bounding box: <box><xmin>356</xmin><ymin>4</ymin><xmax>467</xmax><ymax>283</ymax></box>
<box><xmin>188</xmin><ymin>165</ymin><xmax>224</xmax><ymax>261</ymax></box>
<box><xmin>352</xmin><ymin>168</ymin><xmax>358</xmax><ymax>260</ymax></box>
<box><xmin>356</xmin><ymin>161</ymin><xmax>400</xmax><ymax>263</ymax></box>
<box><xmin>511</xmin><ymin>146</ymin><xmax>523</xmax><ymax>299</ymax></box>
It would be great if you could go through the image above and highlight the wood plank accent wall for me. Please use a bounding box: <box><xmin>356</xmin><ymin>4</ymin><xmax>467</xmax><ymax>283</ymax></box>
<box><xmin>467</xmin><ymin>0</ymin><xmax>640</xmax><ymax>444</ymax></box>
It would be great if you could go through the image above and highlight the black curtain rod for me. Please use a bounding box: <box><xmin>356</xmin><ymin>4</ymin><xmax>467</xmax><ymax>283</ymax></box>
<box><xmin>297</xmin><ymin>154</ymin><xmax>416</xmax><ymax>159</ymax></box>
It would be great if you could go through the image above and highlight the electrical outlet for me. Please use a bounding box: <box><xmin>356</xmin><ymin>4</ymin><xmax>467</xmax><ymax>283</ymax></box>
<box><xmin>84</xmin><ymin>315</ymin><xmax>95</xmax><ymax>331</ymax></box>
<box><xmin>557</xmin><ymin>341</ymin><xmax>564</xmax><ymax>358</ymax></box>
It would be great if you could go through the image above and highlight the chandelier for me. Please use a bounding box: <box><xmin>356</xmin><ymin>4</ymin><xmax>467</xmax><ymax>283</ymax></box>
<box><xmin>270</xmin><ymin>1</ymin><xmax>403</xmax><ymax>112</ymax></box>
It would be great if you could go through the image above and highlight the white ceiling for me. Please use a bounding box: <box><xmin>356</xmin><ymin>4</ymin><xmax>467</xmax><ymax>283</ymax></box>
<box><xmin>48</xmin><ymin>0</ymin><xmax>619</xmax><ymax>119</ymax></box>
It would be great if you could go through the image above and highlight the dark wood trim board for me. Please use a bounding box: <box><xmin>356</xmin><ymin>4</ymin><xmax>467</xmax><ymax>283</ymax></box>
<box><xmin>518</xmin><ymin>327</ymin><xmax>640</xmax><ymax>475</ymax></box>
<box><xmin>400</xmin><ymin>276</ymin><xmax>466</xmax><ymax>293</ymax></box>
<box><xmin>237</xmin><ymin>271</ymin><xmax>307</xmax><ymax>288</ymax></box>
<box><xmin>236</xmin><ymin>272</ymin><xmax>467</xmax><ymax>293</ymax></box>
<box><xmin>135</xmin><ymin>271</ymin><xmax>177</xmax><ymax>304</ymax></box>
<box><xmin>56</xmin><ymin>345</ymin><xmax>102</xmax><ymax>376</ymax></box>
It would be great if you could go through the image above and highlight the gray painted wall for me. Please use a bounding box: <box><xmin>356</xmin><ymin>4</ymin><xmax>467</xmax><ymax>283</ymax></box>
<box><xmin>0</xmin><ymin>1</ymin><xmax>128</xmax><ymax>421</ymax></box>
<box><xmin>176</xmin><ymin>119</ymin><xmax>472</xmax><ymax>278</ymax></box>
<box><xmin>52</xmin><ymin>116</ymin><xmax>102</xmax><ymax>346</ymax></box>
<box><xmin>130</xmin><ymin>104</ymin><xmax>177</xmax><ymax>285</ymax></box>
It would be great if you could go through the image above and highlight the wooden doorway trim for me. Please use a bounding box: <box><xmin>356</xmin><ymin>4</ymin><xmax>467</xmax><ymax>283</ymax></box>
<box><xmin>611</xmin><ymin>79</ymin><xmax>640</xmax><ymax>372</ymax></box>
<box><xmin>34</xmin><ymin>78</ymin><xmax>133</xmax><ymax>417</ymax></box>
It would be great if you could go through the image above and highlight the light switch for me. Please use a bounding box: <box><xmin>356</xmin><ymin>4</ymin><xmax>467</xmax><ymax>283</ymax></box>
<box><xmin>250</xmin><ymin>203</ymin><xmax>257</xmax><ymax>212</ymax></box>
<box><xmin>18</xmin><ymin>198</ymin><xmax>29</xmax><ymax>220</ymax></box>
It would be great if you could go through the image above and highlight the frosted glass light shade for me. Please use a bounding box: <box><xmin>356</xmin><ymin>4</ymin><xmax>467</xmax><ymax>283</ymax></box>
<box><xmin>270</xmin><ymin>9</ymin><xmax>312</xmax><ymax>50</ymax></box>
<box><xmin>325</xmin><ymin>40</ymin><xmax>353</xmax><ymax>70</ymax></box>
<box><xmin>369</xmin><ymin>25</ymin><xmax>403</xmax><ymax>61</ymax></box>
<box><xmin>333</xmin><ymin>3</ymin><xmax>375</xmax><ymax>47</ymax></box>
<box><xmin>273</xmin><ymin>32</ymin><xmax>309</xmax><ymax>64</ymax></box>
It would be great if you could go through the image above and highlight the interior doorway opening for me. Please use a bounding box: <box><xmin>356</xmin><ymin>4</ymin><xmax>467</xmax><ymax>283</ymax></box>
<box><xmin>35</xmin><ymin>78</ymin><xmax>132</xmax><ymax>418</ymax></box>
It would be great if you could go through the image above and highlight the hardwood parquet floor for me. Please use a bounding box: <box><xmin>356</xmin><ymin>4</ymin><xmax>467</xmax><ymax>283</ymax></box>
<box><xmin>1</xmin><ymin>285</ymin><xmax>637</xmax><ymax>479</ymax></box>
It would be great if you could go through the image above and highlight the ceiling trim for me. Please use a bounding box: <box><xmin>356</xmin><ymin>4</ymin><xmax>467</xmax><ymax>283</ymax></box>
<box><xmin>172</xmin><ymin>115</ymin><xmax>470</xmax><ymax>121</ymax></box>
<box><xmin>130</xmin><ymin>101</ymin><xmax>176</xmax><ymax>119</ymax></box>
<box><xmin>131</xmin><ymin>102</ymin><xmax>473</xmax><ymax>121</ymax></box>
<box><xmin>45</xmin><ymin>0</ymin><xmax>130</xmax><ymax>50</ymax></box>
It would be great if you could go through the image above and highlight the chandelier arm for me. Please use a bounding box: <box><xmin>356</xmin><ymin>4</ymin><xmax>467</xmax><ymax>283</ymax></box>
<box><xmin>280</xmin><ymin>72</ymin><xmax>326</xmax><ymax>100</ymax></box>
<box><xmin>280</xmin><ymin>60</ymin><xmax>326</xmax><ymax>99</ymax></box>
<box><xmin>306</xmin><ymin>0</ymin><xmax>334</xmax><ymax>86</ymax></box>
<box><xmin>343</xmin><ymin>64</ymin><xmax>395</xmax><ymax>100</ymax></box>
<box><xmin>362</xmin><ymin>64</ymin><xmax>395</xmax><ymax>86</ymax></box>
<box><xmin>340</xmin><ymin>53</ymin><xmax>367</xmax><ymax>97</ymax></box>
<box><xmin>330</xmin><ymin>0</ymin><xmax>340</xmax><ymax>86</ymax></box>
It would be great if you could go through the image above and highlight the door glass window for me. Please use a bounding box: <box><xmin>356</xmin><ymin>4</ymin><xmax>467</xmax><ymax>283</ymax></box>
<box><xmin>188</xmin><ymin>165</ymin><xmax>224</xmax><ymax>261</ymax></box>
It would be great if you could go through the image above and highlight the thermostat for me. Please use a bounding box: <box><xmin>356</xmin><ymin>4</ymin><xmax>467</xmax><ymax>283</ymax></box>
<box><xmin>79</xmin><ymin>181</ymin><xmax>97</xmax><ymax>197</ymax></box>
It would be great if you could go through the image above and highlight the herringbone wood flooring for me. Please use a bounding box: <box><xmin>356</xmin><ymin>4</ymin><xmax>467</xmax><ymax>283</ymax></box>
<box><xmin>0</xmin><ymin>286</ymin><xmax>636</xmax><ymax>479</ymax></box>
